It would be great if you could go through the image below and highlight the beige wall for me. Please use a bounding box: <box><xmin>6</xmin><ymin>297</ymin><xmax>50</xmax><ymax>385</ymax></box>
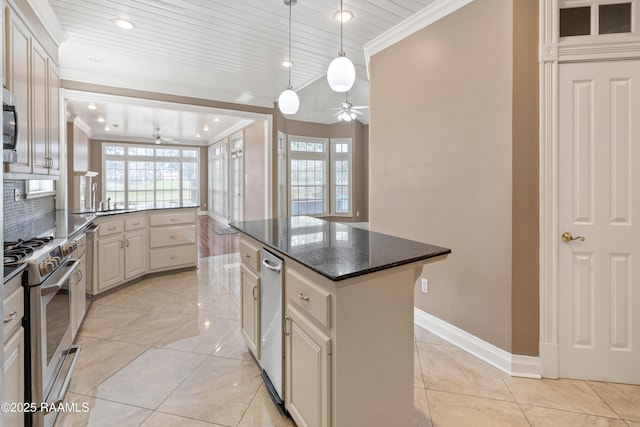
<box><xmin>369</xmin><ymin>0</ymin><xmax>538</xmax><ymax>354</ymax></box>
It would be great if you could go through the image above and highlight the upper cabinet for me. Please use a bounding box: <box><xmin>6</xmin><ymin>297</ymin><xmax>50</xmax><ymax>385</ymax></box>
<box><xmin>3</xmin><ymin>4</ymin><xmax>60</xmax><ymax>177</ymax></box>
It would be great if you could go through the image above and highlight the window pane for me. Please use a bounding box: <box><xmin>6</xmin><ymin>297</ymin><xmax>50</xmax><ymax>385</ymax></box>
<box><xmin>105</xmin><ymin>160</ymin><xmax>125</xmax><ymax>205</ymax></box>
<box><xmin>156</xmin><ymin>148</ymin><xmax>180</xmax><ymax>157</ymax></box>
<box><xmin>127</xmin><ymin>161</ymin><xmax>154</xmax><ymax>208</ymax></box>
<box><xmin>290</xmin><ymin>159</ymin><xmax>325</xmax><ymax>215</ymax></box>
<box><xmin>335</xmin><ymin>160</ymin><xmax>349</xmax><ymax>214</ymax></box>
<box><xmin>105</xmin><ymin>145</ymin><xmax>124</xmax><ymax>156</ymax></box>
<box><xmin>291</xmin><ymin>141</ymin><xmax>324</xmax><ymax>153</ymax></box>
<box><xmin>155</xmin><ymin>162</ymin><xmax>180</xmax><ymax>206</ymax></box>
<box><xmin>559</xmin><ymin>7</ymin><xmax>591</xmax><ymax>37</ymax></box>
<box><xmin>182</xmin><ymin>162</ymin><xmax>198</xmax><ymax>206</ymax></box>
<box><xmin>182</xmin><ymin>149</ymin><xmax>198</xmax><ymax>158</ymax></box>
<box><xmin>599</xmin><ymin>4</ymin><xmax>631</xmax><ymax>34</ymax></box>
<box><xmin>128</xmin><ymin>147</ymin><xmax>154</xmax><ymax>156</ymax></box>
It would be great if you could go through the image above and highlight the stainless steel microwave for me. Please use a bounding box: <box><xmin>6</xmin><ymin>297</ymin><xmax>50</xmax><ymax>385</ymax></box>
<box><xmin>3</xmin><ymin>88</ymin><xmax>18</xmax><ymax>163</ymax></box>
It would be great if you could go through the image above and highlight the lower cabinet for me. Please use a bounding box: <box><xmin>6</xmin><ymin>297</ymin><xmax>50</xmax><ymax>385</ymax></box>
<box><xmin>71</xmin><ymin>255</ymin><xmax>87</xmax><ymax>337</ymax></box>
<box><xmin>3</xmin><ymin>328</ymin><xmax>25</xmax><ymax>427</ymax></box>
<box><xmin>240</xmin><ymin>265</ymin><xmax>260</xmax><ymax>359</ymax></box>
<box><xmin>124</xmin><ymin>230</ymin><xmax>146</xmax><ymax>279</ymax></box>
<box><xmin>285</xmin><ymin>304</ymin><xmax>331</xmax><ymax>427</ymax></box>
<box><xmin>97</xmin><ymin>234</ymin><xmax>125</xmax><ymax>292</ymax></box>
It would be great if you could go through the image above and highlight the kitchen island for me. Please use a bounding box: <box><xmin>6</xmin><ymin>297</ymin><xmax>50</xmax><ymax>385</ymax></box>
<box><xmin>231</xmin><ymin>216</ymin><xmax>450</xmax><ymax>427</ymax></box>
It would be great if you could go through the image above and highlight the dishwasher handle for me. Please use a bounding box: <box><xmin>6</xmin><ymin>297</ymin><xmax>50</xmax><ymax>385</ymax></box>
<box><xmin>262</xmin><ymin>258</ymin><xmax>282</xmax><ymax>273</ymax></box>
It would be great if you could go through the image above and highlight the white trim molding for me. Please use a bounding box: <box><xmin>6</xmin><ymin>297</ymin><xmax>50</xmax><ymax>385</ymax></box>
<box><xmin>25</xmin><ymin>0</ymin><xmax>67</xmax><ymax>45</ymax></box>
<box><xmin>72</xmin><ymin>116</ymin><xmax>92</xmax><ymax>137</ymax></box>
<box><xmin>414</xmin><ymin>308</ymin><xmax>541</xmax><ymax>379</ymax></box>
<box><xmin>363</xmin><ymin>0</ymin><xmax>475</xmax><ymax>76</ymax></box>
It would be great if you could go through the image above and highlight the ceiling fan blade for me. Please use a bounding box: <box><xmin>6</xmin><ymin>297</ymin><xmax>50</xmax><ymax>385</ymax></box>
<box><xmin>352</xmin><ymin>106</ymin><xmax>369</xmax><ymax>110</ymax></box>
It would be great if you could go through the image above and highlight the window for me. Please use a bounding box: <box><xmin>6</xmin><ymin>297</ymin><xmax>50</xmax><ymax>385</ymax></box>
<box><xmin>288</xmin><ymin>136</ymin><xmax>353</xmax><ymax>216</ymax></box>
<box><xmin>25</xmin><ymin>180</ymin><xmax>55</xmax><ymax>199</ymax></box>
<box><xmin>103</xmin><ymin>143</ymin><xmax>199</xmax><ymax>208</ymax></box>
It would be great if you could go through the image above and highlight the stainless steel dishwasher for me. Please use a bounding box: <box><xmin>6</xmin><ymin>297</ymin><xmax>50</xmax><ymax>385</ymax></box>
<box><xmin>260</xmin><ymin>248</ymin><xmax>284</xmax><ymax>408</ymax></box>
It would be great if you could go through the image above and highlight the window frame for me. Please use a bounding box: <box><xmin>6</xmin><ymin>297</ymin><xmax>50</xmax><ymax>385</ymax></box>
<box><xmin>102</xmin><ymin>142</ymin><xmax>199</xmax><ymax>209</ymax></box>
<box><xmin>288</xmin><ymin>135</ymin><xmax>329</xmax><ymax>217</ymax></box>
<box><xmin>330</xmin><ymin>138</ymin><xmax>353</xmax><ymax>217</ymax></box>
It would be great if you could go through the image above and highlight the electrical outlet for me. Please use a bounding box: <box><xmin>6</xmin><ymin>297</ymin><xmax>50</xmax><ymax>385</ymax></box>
<box><xmin>421</xmin><ymin>278</ymin><xmax>429</xmax><ymax>294</ymax></box>
<box><xmin>14</xmin><ymin>188</ymin><xmax>20</xmax><ymax>201</ymax></box>
<box><xmin>356</xmin><ymin>211</ymin><xmax>360</xmax><ymax>217</ymax></box>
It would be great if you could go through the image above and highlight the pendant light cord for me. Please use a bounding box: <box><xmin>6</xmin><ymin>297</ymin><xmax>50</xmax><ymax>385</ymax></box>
<box><xmin>339</xmin><ymin>0</ymin><xmax>344</xmax><ymax>54</ymax></box>
<box><xmin>288</xmin><ymin>1</ymin><xmax>292</xmax><ymax>89</ymax></box>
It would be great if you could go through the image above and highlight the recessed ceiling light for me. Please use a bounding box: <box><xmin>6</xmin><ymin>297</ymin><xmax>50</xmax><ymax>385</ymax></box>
<box><xmin>196</xmin><ymin>133</ymin><xmax>201</xmax><ymax>138</ymax></box>
<box><xmin>282</xmin><ymin>59</ymin><xmax>293</xmax><ymax>68</ymax></box>
<box><xmin>97</xmin><ymin>117</ymin><xmax>105</xmax><ymax>123</ymax></box>
<box><xmin>203</xmin><ymin>124</ymin><xmax>209</xmax><ymax>131</ymax></box>
<box><xmin>88</xmin><ymin>103</ymin><xmax>97</xmax><ymax>110</ymax></box>
<box><xmin>88</xmin><ymin>56</ymin><xmax>106</xmax><ymax>63</ymax></box>
<box><xmin>333</xmin><ymin>10</ymin><xmax>353</xmax><ymax>22</ymax></box>
<box><xmin>112</xmin><ymin>18</ymin><xmax>135</xmax><ymax>30</ymax></box>
<box><xmin>214</xmin><ymin>117</ymin><xmax>220</xmax><ymax>122</ymax></box>
<box><xmin>104</xmin><ymin>126</ymin><xmax>110</xmax><ymax>131</ymax></box>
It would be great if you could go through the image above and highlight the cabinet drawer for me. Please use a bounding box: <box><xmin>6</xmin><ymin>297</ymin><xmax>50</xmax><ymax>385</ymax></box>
<box><xmin>149</xmin><ymin>211</ymin><xmax>194</xmax><ymax>226</ymax></box>
<box><xmin>3</xmin><ymin>286</ymin><xmax>24</xmax><ymax>339</ymax></box>
<box><xmin>149</xmin><ymin>225</ymin><xmax>196</xmax><ymax>248</ymax></box>
<box><xmin>73</xmin><ymin>233</ymin><xmax>86</xmax><ymax>258</ymax></box>
<box><xmin>149</xmin><ymin>245</ymin><xmax>197</xmax><ymax>270</ymax></box>
<box><xmin>240</xmin><ymin>239</ymin><xmax>261</xmax><ymax>272</ymax></box>
<box><xmin>98</xmin><ymin>219</ymin><xmax>124</xmax><ymax>237</ymax></box>
<box><xmin>125</xmin><ymin>215</ymin><xmax>146</xmax><ymax>231</ymax></box>
<box><xmin>286</xmin><ymin>268</ymin><xmax>331</xmax><ymax>328</ymax></box>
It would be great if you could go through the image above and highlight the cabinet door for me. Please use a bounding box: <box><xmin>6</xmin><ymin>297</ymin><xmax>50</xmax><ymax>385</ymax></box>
<box><xmin>3</xmin><ymin>328</ymin><xmax>25</xmax><ymax>427</ymax></box>
<box><xmin>97</xmin><ymin>234</ymin><xmax>124</xmax><ymax>291</ymax></box>
<box><xmin>285</xmin><ymin>305</ymin><xmax>331</xmax><ymax>427</ymax></box>
<box><xmin>125</xmin><ymin>230</ymin><xmax>146</xmax><ymax>279</ymax></box>
<box><xmin>47</xmin><ymin>62</ymin><xmax>60</xmax><ymax>175</ymax></box>
<box><xmin>6</xmin><ymin>14</ymin><xmax>31</xmax><ymax>173</ymax></box>
<box><xmin>240</xmin><ymin>265</ymin><xmax>260</xmax><ymax>359</ymax></box>
<box><xmin>30</xmin><ymin>40</ymin><xmax>48</xmax><ymax>174</ymax></box>
<box><xmin>72</xmin><ymin>256</ymin><xmax>87</xmax><ymax>336</ymax></box>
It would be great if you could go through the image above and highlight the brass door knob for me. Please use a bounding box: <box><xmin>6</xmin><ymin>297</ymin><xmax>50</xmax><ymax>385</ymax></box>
<box><xmin>561</xmin><ymin>231</ymin><xmax>585</xmax><ymax>243</ymax></box>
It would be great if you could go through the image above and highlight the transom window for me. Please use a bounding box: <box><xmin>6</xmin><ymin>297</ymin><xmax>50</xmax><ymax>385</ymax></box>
<box><xmin>103</xmin><ymin>143</ymin><xmax>199</xmax><ymax>209</ymax></box>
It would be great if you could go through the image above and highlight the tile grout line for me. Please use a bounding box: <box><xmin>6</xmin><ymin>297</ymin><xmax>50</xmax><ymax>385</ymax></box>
<box><xmin>234</xmin><ymin>382</ymin><xmax>266</xmax><ymax>427</ymax></box>
<box><xmin>584</xmin><ymin>381</ymin><xmax>626</xmax><ymax>421</ymax></box>
<box><xmin>496</xmin><ymin>368</ymin><xmax>533</xmax><ymax>427</ymax></box>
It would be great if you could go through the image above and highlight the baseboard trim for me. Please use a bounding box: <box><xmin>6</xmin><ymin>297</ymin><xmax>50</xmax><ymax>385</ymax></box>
<box><xmin>414</xmin><ymin>307</ymin><xmax>541</xmax><ymax>378</ymax></box>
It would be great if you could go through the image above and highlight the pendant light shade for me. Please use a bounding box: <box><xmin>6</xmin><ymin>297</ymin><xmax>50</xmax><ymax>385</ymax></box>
<box><xmin>327</xmin><ymin>55</ymin><xmax>355</xmax><ymax>92</ymax></box>
<box><xmin>327</xmin><ymin>0</ymin><xmax>355</xmax><ymax>93</ymax></box>
<box><xmin>278</xmin><ymin>0</ymin><xmax>299</xmax><ymax>115</ymax></box>
<box><xmin>278</xmin><ymin>89</ymin><xmax>300</xmax><ymax>115</ymax></box>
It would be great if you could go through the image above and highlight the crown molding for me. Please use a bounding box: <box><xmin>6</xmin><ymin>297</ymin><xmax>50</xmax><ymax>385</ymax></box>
<box><xmin>209</xmin><ymin>119</ymin><xmax>254</xmax><ymax>144</ymax></box>
<box><xmin>72</xmin><ymin>116</ymin><xmax>92</xmax><ymax>137</ymax></box>
<box><xmin>363</xmin><ymin>0</ymin><xmax>475</xmax><ymax>76</ymax></box>
<box><xmin>25</xmin><ymin>0</ymin><xmax>67</xmax><ymax>45</ymax></box>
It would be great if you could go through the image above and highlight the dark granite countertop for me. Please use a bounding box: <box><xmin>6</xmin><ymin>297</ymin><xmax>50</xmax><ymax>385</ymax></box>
<box><xmin>58</xmin><ymin>211</ymin><xmax>96</xmax><ymax>238</ymax></box>
<box><xmin>69</xmin><ymin>204</ymin><xmax>199</xmax><ymax>218</ymax></box>
<box><xmin>230</xmin><ymin>217</ymin><xmax>451</xmax><ymax>282</ymax></box>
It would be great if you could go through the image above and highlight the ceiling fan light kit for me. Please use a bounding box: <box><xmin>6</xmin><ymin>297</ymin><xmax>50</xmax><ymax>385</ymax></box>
<box><xmin>278</xmin><ymin>0</ymin><xmax>300</xmax><ymax>115</ymax></box>
<box><xmin>327</xmin><ymin>0</ymin><xmax>355</xmax><ymax>93</ymax></box>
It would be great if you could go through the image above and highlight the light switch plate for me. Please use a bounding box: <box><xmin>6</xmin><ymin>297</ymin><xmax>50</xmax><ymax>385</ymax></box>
<box><xmin>421</xmin><ymin>278</ymin><xmax>429</xmax><ymax>294</ymax></box>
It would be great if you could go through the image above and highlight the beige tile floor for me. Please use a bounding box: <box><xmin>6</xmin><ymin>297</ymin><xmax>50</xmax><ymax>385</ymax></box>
<box><xmin>55</xmin><ymin>254</ymin><xmax>640</xmax><ymax>427</ymax></box>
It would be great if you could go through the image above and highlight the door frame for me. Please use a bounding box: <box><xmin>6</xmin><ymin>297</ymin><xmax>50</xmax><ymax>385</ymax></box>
<box><xmin>538</xmin><ymin>0</ymin><xmax>640</xmax><ymax>378</ymax></box>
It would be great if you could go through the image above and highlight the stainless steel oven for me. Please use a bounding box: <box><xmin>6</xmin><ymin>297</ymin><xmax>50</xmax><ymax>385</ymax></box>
<box><xmin>10</xmin><ymin>238</ymin><xmax>82</xmax><ymax>427</ymax></box>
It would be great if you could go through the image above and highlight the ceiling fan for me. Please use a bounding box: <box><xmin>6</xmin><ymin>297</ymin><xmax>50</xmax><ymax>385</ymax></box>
<box><xmin>152</xmin><ymin>126</ymin><xmax>179</xmax><ymax>145</ymax></box>
<box><xmin>333</xmin><ymin>93</ymin><xmax>368</xmax><ymax>122</ymax></box>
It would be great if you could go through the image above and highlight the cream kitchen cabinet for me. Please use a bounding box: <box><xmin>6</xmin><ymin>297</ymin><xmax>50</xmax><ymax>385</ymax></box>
<box><xmin>240</xmin><ymin>237</ymin><xmax>261</xmax><ymax>360</ymax></box>
<box><xmin>97</xmin><ymin>232</ymin><xmax>124</xmax><ymax>292</ymax></box>
<box><xmin>71</xmin><ymin>233</ymin><xmax>87</xmax><ymax>338</ymax></box>
<box><xmin>124</xmin><ymin>215</ymin><xmax>146</xmax><ymax>279</ymax></box>
<box><xmin>3</xmin><ymin>281</ymin><xmax>25</xmax><ymax>427</ymax></box>
<box><xmin>285</xmin><ymin>304</ymin><xmax>331</xmax><ymax>427</ymax></box>
<box><xmin>3</xmin><ymin>4</ymin><xmax>60</xmax><ymax>176</ymax></box>
<box><xmin>148</xmin><ymin>210</ymin><xmax>197</xmax><ymax>271</ymax></box>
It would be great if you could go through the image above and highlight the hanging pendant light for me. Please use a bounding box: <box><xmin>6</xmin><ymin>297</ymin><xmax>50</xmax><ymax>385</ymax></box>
<box><xmin>327</xmin><ymin>0</ymin><xmax>355</xmax><ymax>92</ymax></box>
<box><xmin>278</xmin><ymin>0</ymin><xmax>300</xmax><ymax>115</ymax></box>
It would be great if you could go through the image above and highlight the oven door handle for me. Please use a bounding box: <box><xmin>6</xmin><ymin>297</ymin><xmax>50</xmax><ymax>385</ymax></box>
<box><xmin>40</xmin><ymin>260</ymin><xmax>79</xmax><ymax>296</ymax></box>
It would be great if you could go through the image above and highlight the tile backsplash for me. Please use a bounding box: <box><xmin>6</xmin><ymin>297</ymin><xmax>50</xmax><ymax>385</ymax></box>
<box><xmin>3</xmin><ymin>179</ymin><xmax>56</xmax><ymax>241</ymax></box>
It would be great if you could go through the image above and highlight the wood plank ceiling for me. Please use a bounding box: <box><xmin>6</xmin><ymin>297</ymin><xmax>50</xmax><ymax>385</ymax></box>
<box><xmin>50</xmin><ymin>0</ymin><xmax>434</xmax><ymax>139</ymax></box>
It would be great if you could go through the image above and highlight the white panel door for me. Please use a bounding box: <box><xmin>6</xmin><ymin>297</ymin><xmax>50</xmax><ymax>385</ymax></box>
<box><xmin>558</xmin><ymin>61</ymin><xmax>640</xmax><ymax>384</ymax></box>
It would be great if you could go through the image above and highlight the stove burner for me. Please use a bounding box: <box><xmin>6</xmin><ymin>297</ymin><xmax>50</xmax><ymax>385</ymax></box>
<box><xmin>3</xmin><ymin>236</ymin><xmax>55</xmax><ymax>267</ymax></box>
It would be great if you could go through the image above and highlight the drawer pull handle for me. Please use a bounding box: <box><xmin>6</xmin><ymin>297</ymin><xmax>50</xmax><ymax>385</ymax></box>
<box><xmin>170</xmin><ymin>235</ymin><xmax>178</xmax><ymax>239</ymax></box>
<box><xmin>284</xmin><ymin>316</ymin><xmax>291</xmax><ymax>336</ymax></box>
<box><xmin>133</xmin><ymin>221</ymin><xmax>140</xmax><ymax>226</ymax></box>
<box><xmin>3</xmin><ymin>311</ymin><xmax>17</xmax><ymax>324</ymax></box>
<box><xmin>244</xmin><ymin>253</ymin><xmax>251</xmax><ymax>258</ymax></box>
<box><xmin>170</xmin><ymin>256</ymin><xmax>178</xmax><ymax>260</ymax></box>
<box><xmin>108</xmin><ymin>226</ymin><xmax>116</xmax><ymax>231</ymax></box>
<box><xmin>169</xmin><ymin>218</ymin><xmax>177</xmax><ymax>222</ymax></box>
<box><xmin>252</xmin><ymin>285</ymin><xmax>258</xmax><ymax>300</ymax></box>
<box><xmin>298</xmin><ymin>292</ymin><xmax>309</xmax><ymax>302</ymax></box>
<box><xmin>263</xmin><ymin>259</ymin><xmax>282</xmax><ymax>272</ymax></box>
